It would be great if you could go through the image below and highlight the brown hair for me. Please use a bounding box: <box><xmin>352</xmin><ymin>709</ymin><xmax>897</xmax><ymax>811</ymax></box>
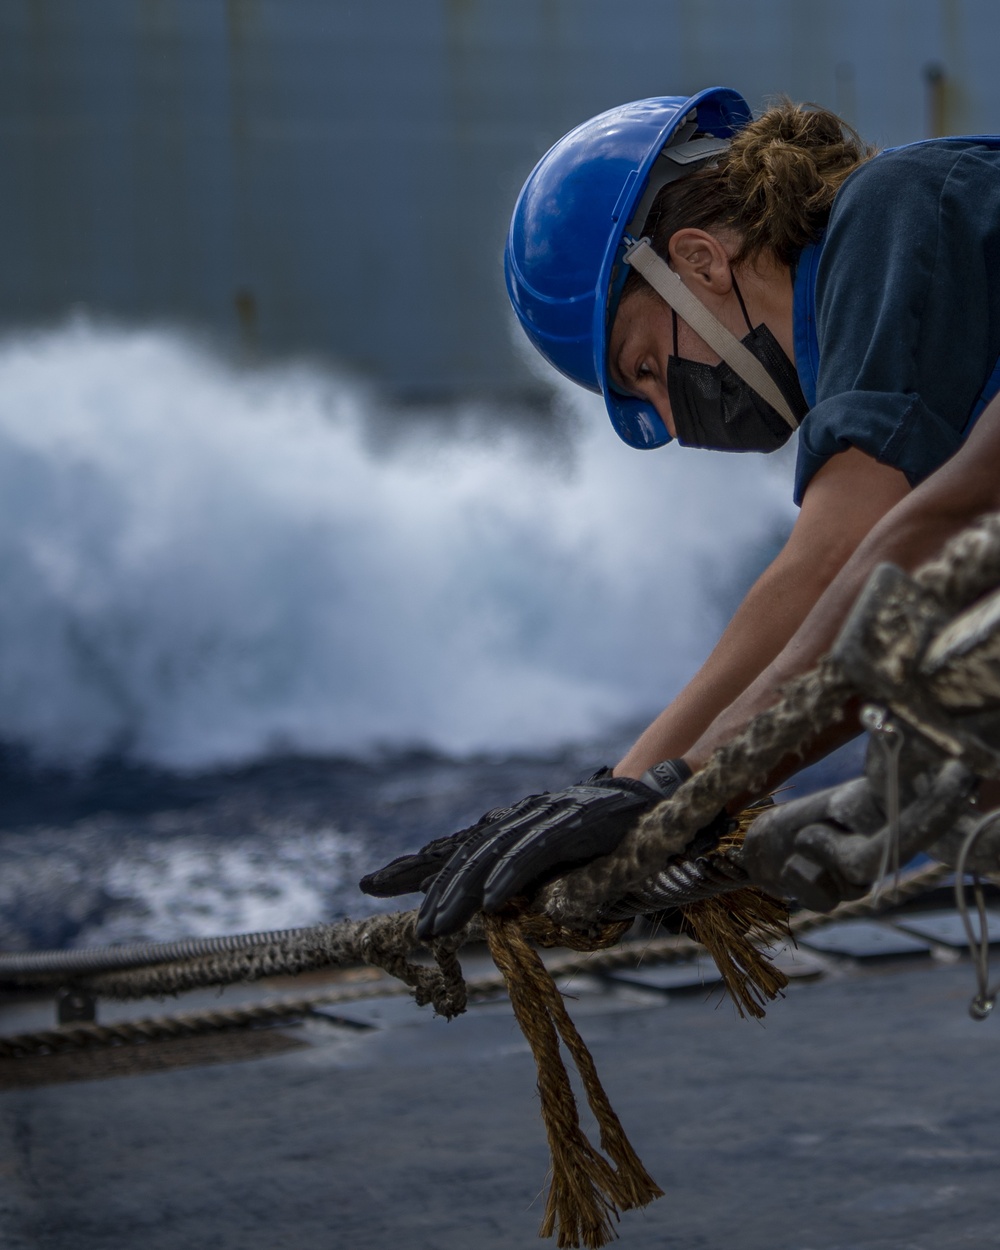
<box><xmin>623</xmin><ymin>98</ymin><xmax>876</xmax><ymax>295</ymax></box>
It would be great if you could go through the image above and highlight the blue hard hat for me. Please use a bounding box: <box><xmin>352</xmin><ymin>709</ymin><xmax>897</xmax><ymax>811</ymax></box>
<box><xmin>505</xmin><ymin>88</ymin><xmax>752</xmax><ymax>449</ymax></box>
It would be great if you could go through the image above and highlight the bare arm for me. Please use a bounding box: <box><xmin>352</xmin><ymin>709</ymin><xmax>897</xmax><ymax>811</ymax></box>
<box><xmin>682</xmin><ymin>395</ymin><xmax>1000</xmax><ymax>785</ymax></box>
<box><xmin>615</xmin><ymin>447</ymin><xmax>910</xmax><ymax>777</ymax></box>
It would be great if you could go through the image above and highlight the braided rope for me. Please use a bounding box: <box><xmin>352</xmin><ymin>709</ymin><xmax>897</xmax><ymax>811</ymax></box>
<box><xmin>1</xmin><ymin>911</ymin><xmax>472</xmax><ymax>1021</ymax></box>
<box><xmin>4</xmin><ymin>523</ymin><xmax>993</xmax><ymax>1250</ymax></box>
<box><xmin>542</xmin><ymin>515</ymin><xmax>1000</xmax><ymax>927</ymax></box>
<box><xmin>485</xmin><ymin>914</ymin><xmax>662</xmax><ymax>1248</ymax></box>
<box><xmin>0</xmin><ymin>861</ymin><xmax>950</xmax><ymax>1060</ymax></box>
<box><xmin>0</xmin><ymin>927</ymin><xmax>310</xmax><ymax>978</ymax></box>
<box><xmin>4</xmin><ymin>515</ymin><xmax>999</xmax><ymax>1061</ymax></box>
<box><xmin>0</xmin><ymin>1001</ymin><xmax>309</xmax><ymax>1059</ymax></box>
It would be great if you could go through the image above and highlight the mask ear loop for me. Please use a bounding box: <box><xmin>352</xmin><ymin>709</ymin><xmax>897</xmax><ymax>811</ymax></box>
<box><xmin>730</xmin><ymin>273</ymin><xmax>754</xmax><ymax>335</ymax></box>
<box><xmin>670</xmin><ymin>275</ymin><xmax>751</xmax><ymax>357</ymax></box>
<box><xmin>623</xmin><ymin>237</ymin><xmax>799</xmax><ymax>429</ymax></box>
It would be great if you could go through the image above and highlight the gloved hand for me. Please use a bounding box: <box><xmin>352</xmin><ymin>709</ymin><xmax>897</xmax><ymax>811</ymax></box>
<box><xmin>359</xmin><ymin>791</ymin><xmax>549</xmax><ymax>898</ymax></box>
<box><xmin>358</xmin><ymin>759</ymin><xmax>698</xmax><ymax>941</ymax></box>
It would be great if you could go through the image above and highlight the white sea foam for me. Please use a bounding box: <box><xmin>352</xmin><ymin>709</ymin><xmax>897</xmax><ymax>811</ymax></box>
<box><xmin>0</xmin><ymin>318</ymin><xmax>797</xmax><ymax>768</ymax></box>
<box><xmin>93</xmin><ymin>827</ymin><xmax>367</xmax><ymax>943</ymax></box>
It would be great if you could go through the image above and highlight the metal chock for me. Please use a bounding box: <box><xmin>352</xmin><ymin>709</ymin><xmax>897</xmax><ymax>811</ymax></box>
<box><xmin>56</xmin><ymin>987</ymin><xmax>97</xmax><ymax>1026</ymax></box>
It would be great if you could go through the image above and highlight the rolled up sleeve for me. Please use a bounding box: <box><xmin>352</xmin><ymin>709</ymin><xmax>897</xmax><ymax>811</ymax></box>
<box><xmin>794</xmin><ymin>390</ymin><xmax>965</xmax><ymax>504</ymax></box>
<box><xmin>792</xmin><ymin>142</ymin><xmax>1000</xmax><ymax>504</ymax></box>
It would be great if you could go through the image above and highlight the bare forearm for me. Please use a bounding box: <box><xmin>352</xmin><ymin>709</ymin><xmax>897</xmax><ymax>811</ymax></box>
<box><xmin>684</xmin><ymin>518</ymin><xmax>926</xmax><ymax>768</ymax></box>
<box><xmin>614</xmin><ymin>548</ymin><xmax>840</xmax><ymax>776</ymax></box>
<box><xmin>614</xmin><ymin>447</ymin><xmax>910</xmax><ymax>779</ymax></box>
<box><xmin>686</xmin><ymin>401</ymin><xmax>1000</xmax><ymax>780</ymax></box>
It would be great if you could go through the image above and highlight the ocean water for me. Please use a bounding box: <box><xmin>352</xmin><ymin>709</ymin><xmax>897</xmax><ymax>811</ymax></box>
<box><xmin>0</xmin><ymin>319</ymin><xmax>853</xmax><ymax>949</ymax></box>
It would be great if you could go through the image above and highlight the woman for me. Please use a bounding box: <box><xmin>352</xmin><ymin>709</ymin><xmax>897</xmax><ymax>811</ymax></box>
<box><xmin>362</xmin><ymin>88</ymin><xmax>1000</xmax><ymax>937</ymax></box>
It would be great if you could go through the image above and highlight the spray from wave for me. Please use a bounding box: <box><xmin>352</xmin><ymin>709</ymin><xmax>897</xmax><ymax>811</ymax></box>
<box><xmin>0</xmin><ymin>318</ymin><xmax>797</xmax><ymax>771</ymax></box>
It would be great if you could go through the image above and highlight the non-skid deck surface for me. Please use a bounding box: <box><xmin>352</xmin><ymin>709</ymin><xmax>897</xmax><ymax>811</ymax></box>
<box><xmin>0</xmin><ymin>954</ymin><xmax>996</xmax><ymax>1250</ymax></box>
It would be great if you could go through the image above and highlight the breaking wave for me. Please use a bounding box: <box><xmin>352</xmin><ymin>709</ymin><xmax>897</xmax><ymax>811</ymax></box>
<box><xmin>0</xmin><ymin>318</ymin><xmax>797</xmax><ymax>770</ymax></box>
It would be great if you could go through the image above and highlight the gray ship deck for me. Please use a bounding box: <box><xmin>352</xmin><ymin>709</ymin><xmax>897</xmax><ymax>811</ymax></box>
<box><xmin>0</xmin><ymin>925</ymin><xmax>996</xmax><ymax>1250</ymax></box>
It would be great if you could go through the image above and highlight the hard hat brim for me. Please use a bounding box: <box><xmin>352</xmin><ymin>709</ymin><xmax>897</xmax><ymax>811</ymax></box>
<box><xmin>593</xmin><ymin>87</ymin><xmax>752</xmax><ymax>450</ymax></box>
<box><xmin>604</xmin><ymin>387</ymin><xmax>674</xmax><ymax>449</ymax></box>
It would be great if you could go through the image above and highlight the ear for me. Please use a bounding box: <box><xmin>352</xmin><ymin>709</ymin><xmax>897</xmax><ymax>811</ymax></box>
<box><xmin>667</xmin><ymin>229</ymin><xmax>733</xmax><ymax>294</ymax></box>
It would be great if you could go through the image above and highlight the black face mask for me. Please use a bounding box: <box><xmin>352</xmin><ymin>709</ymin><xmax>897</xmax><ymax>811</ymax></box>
<box><xmin>666</xmin><ymin>279</ymin><xmax>808</xmax><ymax>453</ymax></box>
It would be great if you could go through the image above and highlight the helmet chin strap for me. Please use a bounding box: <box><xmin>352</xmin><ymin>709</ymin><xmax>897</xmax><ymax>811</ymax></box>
<box><xmin>622</xmin><ymin>237</ymin><xmax>800</xmax><ymax>430</ymax></box>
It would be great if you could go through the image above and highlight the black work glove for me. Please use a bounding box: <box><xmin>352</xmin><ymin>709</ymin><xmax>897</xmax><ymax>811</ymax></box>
<box><xmin>359</xmin><ymin>791</ymin><xmax>548</xmax><ymax>898</ymax></box>
<box><xmin>416</xmin><ymin>758</ymin><xmax>698</xmax><ymax>939</ymax></box>
<box><xmin>358</xmin><ymin>759</ymin><xmax>695</xmax><ymax>941</ymax></box>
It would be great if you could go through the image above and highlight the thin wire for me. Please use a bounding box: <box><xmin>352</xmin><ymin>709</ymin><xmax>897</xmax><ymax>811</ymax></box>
<box><xmin>954</xmin><ymin>809</ymin><xmax>1000</xmax><ymax>1021</ymax></box>
<box><xmin>861</xmin><ymin>706</ymin><xmax>904</xmax><ymax>902</ymax></box>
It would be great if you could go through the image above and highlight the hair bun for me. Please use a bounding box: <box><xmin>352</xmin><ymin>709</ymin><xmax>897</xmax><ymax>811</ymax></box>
<box><xmin>620</xmin><ymin>99</ymin><xmax>874</xmax><ymax>308</ymax></box>
<box><xmin>722</xmin><ymin>100</ymin><xmax>876</xmax><ymax>265</ymax></box>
